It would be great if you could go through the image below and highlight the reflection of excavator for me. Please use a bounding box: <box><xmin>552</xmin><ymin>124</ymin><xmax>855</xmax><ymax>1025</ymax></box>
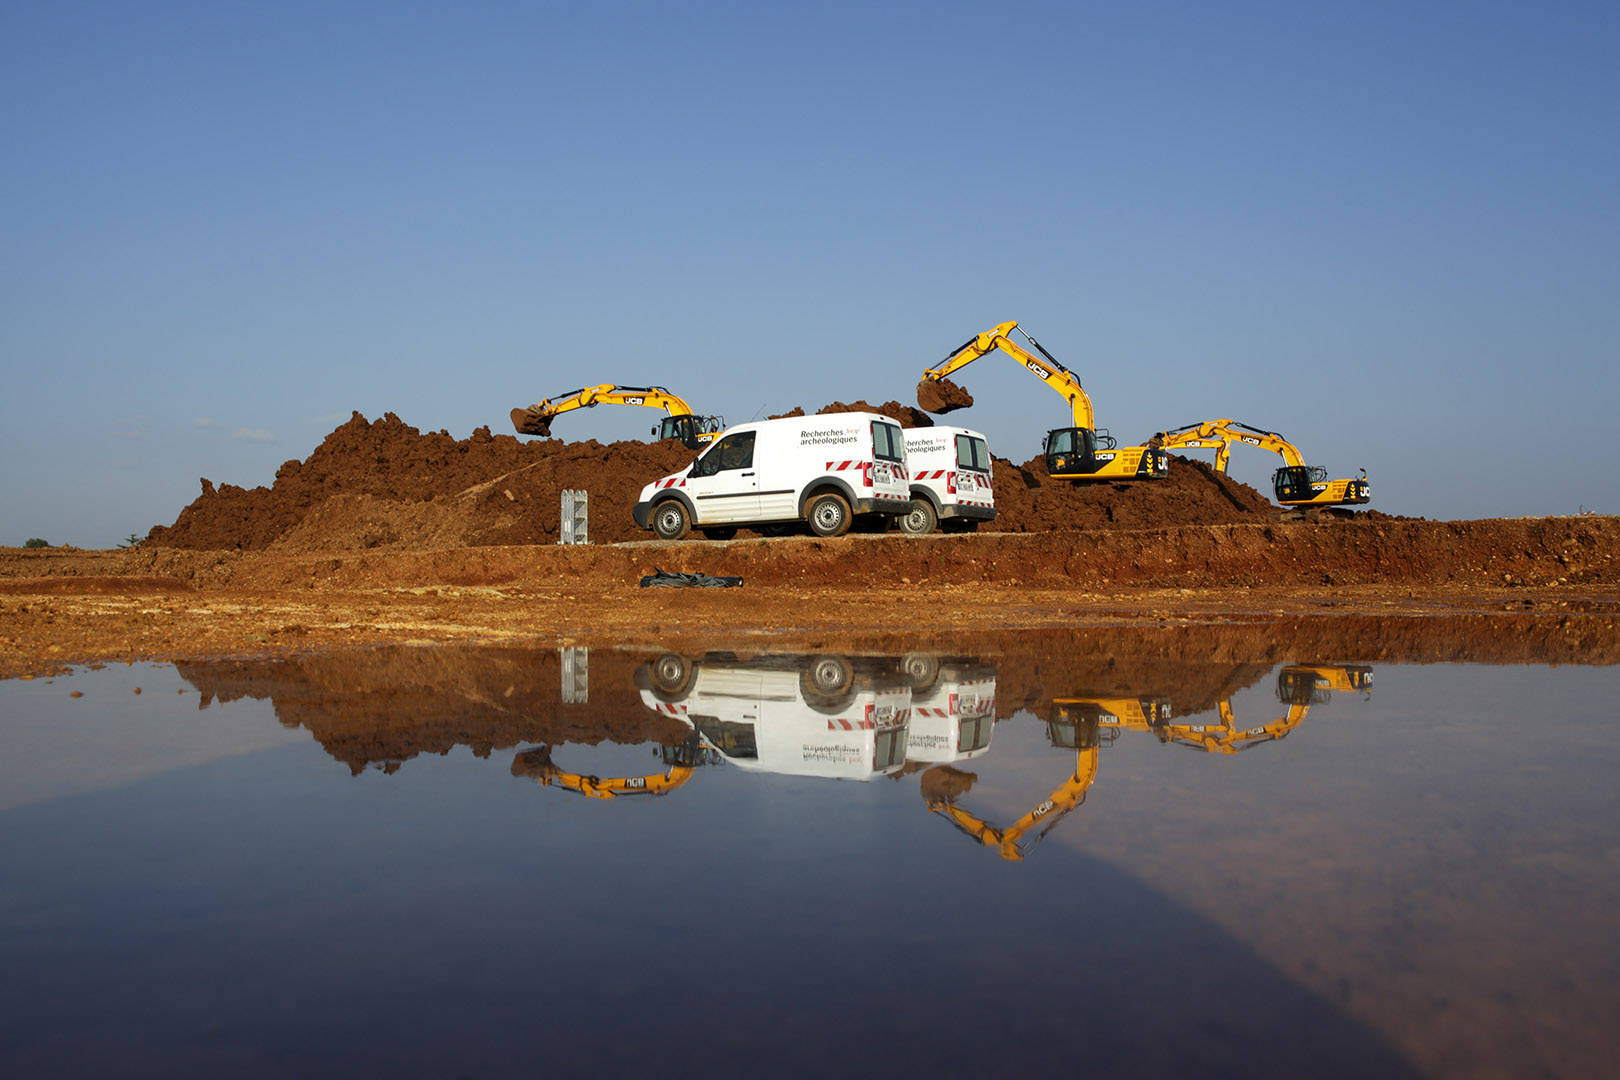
<box><xmin>1149</xmin><ymin>418</ymin><xmax>1370</xmax><ymax>512</ymax></box>
<box><xmin>916</xmin><ymin>320</ymin><xmax>1168</xmax><ymax>481</ymax></box>
<box><xmin>1157</xmin><ymin>663</ymin><xmax>1372</xmax><ymax>754</ymax></box>
<box><xmin>921</xmin><ymin>707</ymin><xmax>1100</xmax><ymax>862</ymax></box>
<box><xmin>510</xmin><ymin>384</ymin><xmax>724</xmax><ymax>449</ymax></box>
<box><xmin>510</xmin><ymin>735</ymin><xmax>714</xmax><ymax>798</ymax></box>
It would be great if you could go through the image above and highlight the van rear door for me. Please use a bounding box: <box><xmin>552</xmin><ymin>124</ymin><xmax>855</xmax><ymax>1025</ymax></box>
<box><xmin>870</xmin><ymin>420</ymin><xmax>910</xmax><ymax>509</ymax></box>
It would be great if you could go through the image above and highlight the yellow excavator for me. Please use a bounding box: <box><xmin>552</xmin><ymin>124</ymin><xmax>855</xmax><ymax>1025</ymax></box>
<box><xmin>510</xmin><ymin>384</ymin><xmax>725</xmax><ymax>449</ymax></box>
<box><xmin>509</xmin><ymin>736</ymin><xmax>714</xmax><ymax>798</ymax></box>
<box><xmin>920</xmin><ymin>707</ymin><xmax>1101</xmax><ymax>862</ymax></box>
<box><xmin>1149</xmin><ymin>418</ymin><xmax>1370</xmax><ymax>512</ymax></box>
<box><xmin>916</xmin><ymin>320</ymin><xmax>1168</xmax><ymax>481</ymax></box>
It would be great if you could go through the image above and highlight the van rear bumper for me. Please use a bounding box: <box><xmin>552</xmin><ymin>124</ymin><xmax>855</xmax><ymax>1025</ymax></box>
<box><xmin>854</xmin><ymin>493</ymin><xmax>910</xmax><ymax>516</ymax></box>
<box><xmin>939</xmin><ymin>503</ymin><xmax>997</xmax><ymax>522</ymax></box>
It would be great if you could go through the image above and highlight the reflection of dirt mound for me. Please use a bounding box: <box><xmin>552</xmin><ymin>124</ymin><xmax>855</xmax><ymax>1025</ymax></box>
<box><xmin>146</xmin><ymin>409</ymin><xmax>1296</xmax><ymax>552</ymax></box>
<box><xmin>177</xmin><ymin>645</ymin><xmax>689</xmax><ymax>775</ymax></box>
<box><xmin>167</xmin><ymin>609</ymin><xmax>1620</xmax><ymax>773</ymax></box>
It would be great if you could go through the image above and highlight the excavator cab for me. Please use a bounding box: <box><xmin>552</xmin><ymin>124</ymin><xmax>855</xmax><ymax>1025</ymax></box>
<box><xmin>1272</xmin><ymin>464</ymin><xmax>1329</xmax><ymax>505</ymax></box>
<box><xmin>654</xmin><ymin>413</ymin><xmax>725</xmax><ymax>450</ymax></box>
<box><xmin>1042</xmin><ymin>426</ymin><xmax>1100</xmax><ymax>477</ymax></box>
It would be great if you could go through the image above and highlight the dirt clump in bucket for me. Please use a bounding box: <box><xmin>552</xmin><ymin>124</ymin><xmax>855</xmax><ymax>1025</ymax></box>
<box><xmin>916</xmin><ymin>376</ymin><xmax>974</xmax><ymax>415</ymax></box>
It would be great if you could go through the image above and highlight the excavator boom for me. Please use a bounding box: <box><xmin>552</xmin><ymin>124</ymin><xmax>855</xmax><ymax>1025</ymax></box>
<box><xmin>917</xmin><ymin>321</ymin><xmax>1167</xmax><ymax>481</ymax></box>
<box><xmin>511</xmin><ymin>383</ymin><xmax>724</xmax><ymax>449</ymax></box>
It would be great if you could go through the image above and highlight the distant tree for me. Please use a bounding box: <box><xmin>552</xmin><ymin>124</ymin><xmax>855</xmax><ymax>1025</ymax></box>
<box><xmin>23</xmin><ymin>538</ymin><xmax>49</xmax><ymax>548</ymax></box>
<box><xmin>119</xmin><ymin>533</ymin><xmax>143</xmax><ymax>548</ymax></box>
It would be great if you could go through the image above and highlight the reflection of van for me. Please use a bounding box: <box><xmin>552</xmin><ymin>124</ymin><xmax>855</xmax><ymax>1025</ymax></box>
<box><xmin>631</xmin><ymin>412</ymin><xmax>910</xmax><ymax>540</ymax></box>
<box><xmin>899</xmin><ymin>426</ymin><xmax>996</xmax><ymax>535</ymax></box>
<box><xmin>901</xmin><ymin>656</ymin><xmax>998</xmax><ymax>764</ymax></box>
<box><xmin>636</xmin><ymin>653</ymin><xmax>911</xmax><ymax>781</ymax></box>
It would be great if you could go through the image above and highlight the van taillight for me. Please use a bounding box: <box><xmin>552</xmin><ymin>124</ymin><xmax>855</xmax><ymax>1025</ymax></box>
<box><xmin>862</xmin><ymin>462</ymin><xmax>873</xmax><ymax>488</ymax></box>
<box><xmin>946</xmin><ymin>471</ymin><xmax>956</xmax><ymax>495</ymax></box>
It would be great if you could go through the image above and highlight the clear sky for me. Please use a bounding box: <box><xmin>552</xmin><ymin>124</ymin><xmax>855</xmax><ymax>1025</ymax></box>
<box><xmin>3</xmin><ymin>1</ymin><xmax>1616</xmax><ymax>547</ymax></box>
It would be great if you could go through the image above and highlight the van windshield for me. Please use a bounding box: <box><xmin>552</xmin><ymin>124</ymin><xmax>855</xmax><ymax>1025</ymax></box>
<box><xmin>955</xmin><ymin>435</ymin><xmax>989</xmax><ymax>471</ymax></box>
<box><xmin>872</xmin><ymin>422</ymin><xmax>904</xmax><ymax>462</ymax></box>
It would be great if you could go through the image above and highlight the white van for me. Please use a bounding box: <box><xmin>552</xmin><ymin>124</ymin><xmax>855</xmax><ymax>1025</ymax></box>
<box><xmin>632</xmin><ymin>412</ymin><xmax>911</xmax><ymax>540</ymax></box>
<box><xmin>898</xmin><ymin>426</ymin><xmax>996</xmax><ymax>535</ymax></box>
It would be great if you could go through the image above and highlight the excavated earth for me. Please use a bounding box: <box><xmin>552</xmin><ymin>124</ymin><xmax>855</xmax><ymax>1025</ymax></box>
<box><xmin>2</xmin><ymin>408</ymin><xmax>1618</xmax><ymax>678</ymax></box>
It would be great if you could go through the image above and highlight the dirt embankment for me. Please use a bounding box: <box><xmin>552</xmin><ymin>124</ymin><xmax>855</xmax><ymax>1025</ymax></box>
<box><xmin>140</xmin><ymin>408</ymin><xmax>1313</xmax><ymax>553</ymax></box>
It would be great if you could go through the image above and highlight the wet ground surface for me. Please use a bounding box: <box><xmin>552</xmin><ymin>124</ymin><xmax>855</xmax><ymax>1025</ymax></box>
<box><xmin>2</xmin><ymin>625</ymin><xmax>1618</xmax><ymax>1079</ymax></box>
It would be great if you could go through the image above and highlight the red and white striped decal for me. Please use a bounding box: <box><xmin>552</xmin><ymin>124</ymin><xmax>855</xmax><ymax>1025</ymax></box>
<box><xmin>825</xmin><ymin>460</ymin><xmax>859</xmax><ymax>471</ymax></box>
<box><xmin>827</xmin><ymin>716</ymin><xmax>876</xmax><ymax>731</ymax></box>
<box><xmin>656</xmin><ymin>476</ymin><xmax>686</xmax><ymax>490</ymax></box>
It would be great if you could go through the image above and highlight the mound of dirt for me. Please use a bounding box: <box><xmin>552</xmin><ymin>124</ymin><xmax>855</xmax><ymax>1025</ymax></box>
<box><xmin>147</xmin><ymin>411</ymin><xmax>699</xmax><ymax>550</ymax></box>
<box><xmin>815</xmin><ymin>400</ymin><xmax>935</xmax><ymax>427</ymax></box>
<box><xmin>146</xmin><ymin>408</ymin><xmax>1290</xmax><ymax>552</ymax></box>
<box><xmin>992</xmin><ymin>453</ymin><xmax>1277</xmax><ymax>532</ymax></box>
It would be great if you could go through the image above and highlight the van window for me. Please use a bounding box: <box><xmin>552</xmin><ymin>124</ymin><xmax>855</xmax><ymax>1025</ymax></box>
<box><xmin>872</xmin><ymin>422</ymin><xmax>903</xmax><ymax>462</ymax></box>
<box><xmin>955</xmin><ymin>435</ymin><xmax>989</xmax><ymax>471</ymax></box>
<box><xmin>691</xmin><ymin>431</ymin><xmax>755</xmax><ymax>477</ymax></box>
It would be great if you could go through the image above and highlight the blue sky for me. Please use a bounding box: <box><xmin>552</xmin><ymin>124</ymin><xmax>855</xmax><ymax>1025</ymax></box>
<box><xmin>3</xmin><ymin>1</ymin><xmax>1617</xmax><ymax>546</ymax></box>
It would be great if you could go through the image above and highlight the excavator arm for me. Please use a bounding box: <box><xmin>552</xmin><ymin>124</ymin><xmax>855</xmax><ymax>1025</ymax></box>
<box><xmin>510</xmin><ymin>742</ymin><xmax>700</xmax><ymax>798</ymax></box>
<box><xmin>918</xmin><ymin>321</ymin><xmax>1167</xmax><ymax>481</ymax></box>
<box><xmin>1151</xmin><ymin>418</ymin><xmax>1369</xmax><ymax>509</ymax></box>
<box><xmin>919</xmin><ymin>320</ymin><xmax>1097</xmax><ymax>431</ymax></box>
<box><xmin>510</xmin><ymin>384</ymin><xmax>724</xmax><ymax>449</ymax></box>
<box><xmin>920</xmin><ymin>710</ymin><xmax>1101</xmax><ymax>861</ymax></box>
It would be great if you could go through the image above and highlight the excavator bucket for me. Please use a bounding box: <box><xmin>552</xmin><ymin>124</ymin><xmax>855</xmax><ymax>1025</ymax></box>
<box><xmin>916</xmin><ymin>377</ymin><xmax>974</xmax><ymax>415</ymax></box>
<box><xmin>510</xmin><ymin>407</ymin><xmax>552</xmax><ymax>438</ymax></box>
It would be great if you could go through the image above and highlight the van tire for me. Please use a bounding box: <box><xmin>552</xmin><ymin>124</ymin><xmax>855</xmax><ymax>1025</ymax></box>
<box><xmin>899</xmin><ymin>497</ymin><xmax>937</xmax><ymax>536</ymax></box>
<box><xmin>801</xmin><ymin>655</ymin><xmax>855</xmax><ymax>712</ymax></box>
<box><xmin>652</xmin><ymin>500</ymin><xmax>691</xmax><ymax>541</ymax></box>
<box><xmin>701</xmin><ymin>526</ymin><xmax>738</xmax><ymax>540</ymax></box>
<box><xmin>650</xmin><ymin>653</ymin><xmax>693</xmax><ymax>697</ymax></box>
<box><xmin>806</xmin><ymin>492</ymin><xmax>852</xmax><ymax>537</ymax></box>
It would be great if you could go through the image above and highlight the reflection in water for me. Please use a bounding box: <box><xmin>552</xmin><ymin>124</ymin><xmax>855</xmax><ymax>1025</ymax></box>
<box><xmin>511</xmin><ymin>735</ymin><xmax>719</xmax><ymax>798</ymax></box>
<box><xmin>8</xmin><ymin>624</ymin><xmax>1615</xmax><ymax>1079</ymax></box>
<box><xmin>636</xmin><ymin>652</ymin><xmax>915</xmax><ymax>780</ymax></box>
<box><xmin>625</xmin><ymin>651</ymin><xmax>1374</xmax><ymax>862</ymax></box>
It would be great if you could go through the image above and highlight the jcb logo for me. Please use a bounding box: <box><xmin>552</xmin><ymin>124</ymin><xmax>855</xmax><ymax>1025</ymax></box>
<box><xmin>624</xmin><ymin>396</ymin><xmax>644</xmax><ymax>405</ymax></box>
<box><xmin>1025</xmin><ymin>360</ymin><xmax>1052</xmax><ymax>380</ymax></box>
<box><xmin>1242</xmin><ymin>436</ymin><xmax>1261</xmax><ymax>446</ymax></box>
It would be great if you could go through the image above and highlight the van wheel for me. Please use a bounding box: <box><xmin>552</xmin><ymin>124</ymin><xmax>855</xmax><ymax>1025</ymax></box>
<box><xmin>650</xmin><ymin>654</ymin><xmax>692</xmax><ymax>696</ymax></box>
<box><xmin>899</xmin><ymin>498</ymin><xmax>937</xmax><ymax>536</ymax></box>
<box><xmin>801</xmin><ymin>655</ymin><xmax>855</xmax><ymax>712</ymax></box>
<box><xmin>901</xmin><ymin>653</ymin><xmax>940</xmax><ymax>690</ymax></box>
<box><xmin>652</xmin><ymin>501</ymin><xmax>691</xmax><ymax>541</ymax></box>
<box><xmin>806</xmin><ymin>493</ymin><xmax>851</xmax><ymax>537</ymax></box>
<box><xmin>701</xmin><ymin>526</ymin><xmax>738</xmax><ymax>540</ymax></box>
